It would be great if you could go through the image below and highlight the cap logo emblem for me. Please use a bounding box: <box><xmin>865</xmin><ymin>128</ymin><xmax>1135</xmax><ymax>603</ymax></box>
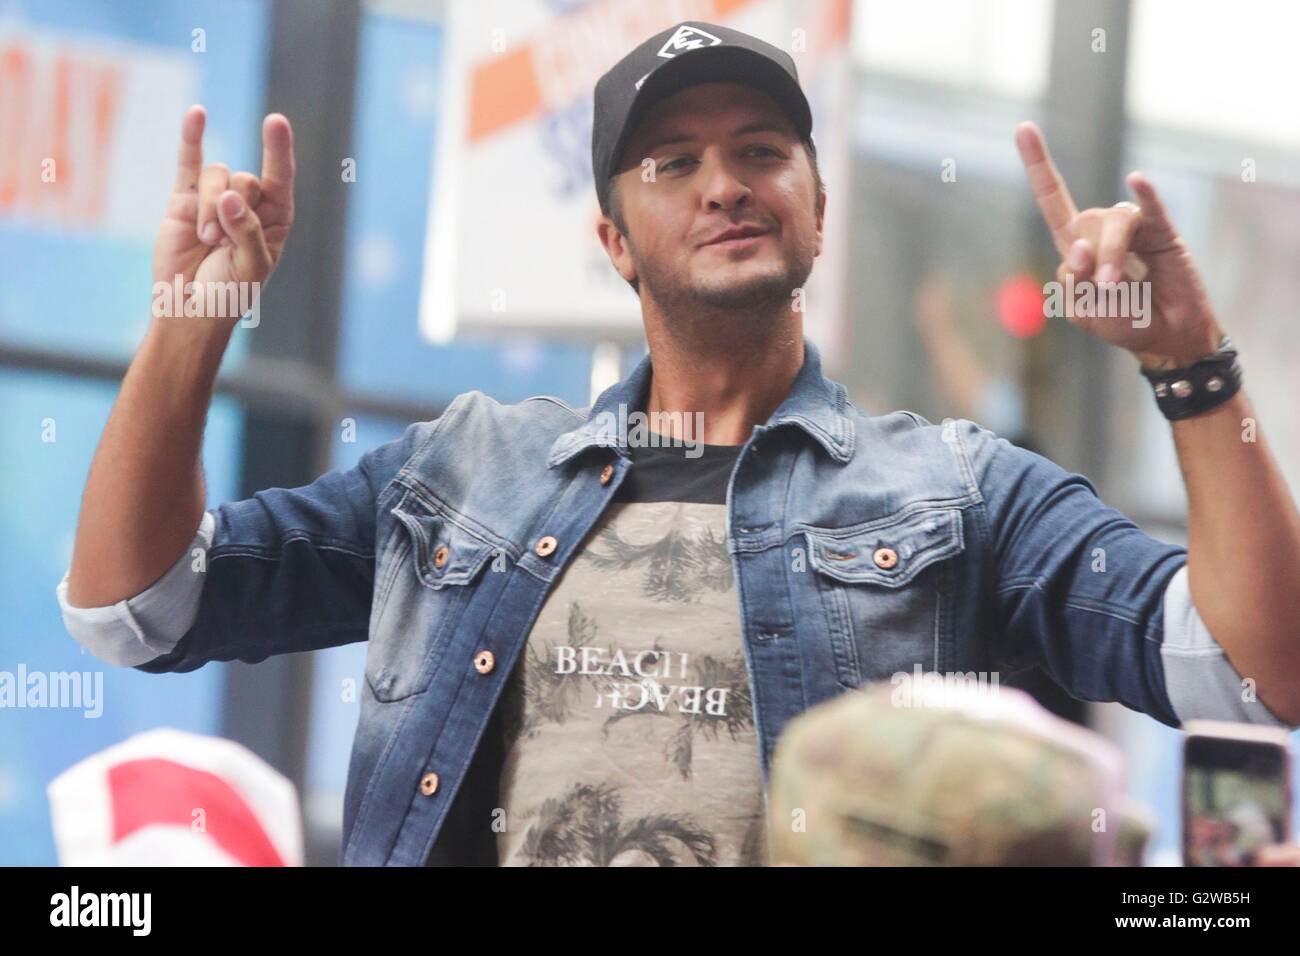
<box><xmin>635</xmin><ymin>25</ymin><xmax>723</xmax><ymax>89</ymax></box>
<box><xmin>657</xmin><ymin>24</ymin><xmax>722</xmax><ymax>59</ymax></box>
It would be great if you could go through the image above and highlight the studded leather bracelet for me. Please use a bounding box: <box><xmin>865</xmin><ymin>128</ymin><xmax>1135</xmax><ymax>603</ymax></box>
<box><xmin>1139</xmin><ymin>335</ymin><xmax>1242</xmax><ymax>421</ymax></box>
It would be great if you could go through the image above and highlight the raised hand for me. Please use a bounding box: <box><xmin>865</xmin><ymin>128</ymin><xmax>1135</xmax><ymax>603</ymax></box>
<box><xmin>1014</xmin><ymin>121</ymin><xmax>1222</xmax><ymax>367</ymax></box>
<box><xmin>151</xmin><ymin>105</ymin><xmax>296</xmax><ymax>323</ymax></box>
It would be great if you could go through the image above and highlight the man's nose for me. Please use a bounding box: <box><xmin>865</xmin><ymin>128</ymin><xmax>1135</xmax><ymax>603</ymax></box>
<box><xmin>699</xmin><ymin>154</ymin><xmax>751</xmax><ymax>211</ymax></box>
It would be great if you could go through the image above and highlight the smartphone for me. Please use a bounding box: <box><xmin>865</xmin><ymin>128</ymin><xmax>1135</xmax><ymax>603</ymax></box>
<box><xmin>1182</xmin><ymin>720</ymin><xmax>1292</xmax><ymax>867</ymax></box>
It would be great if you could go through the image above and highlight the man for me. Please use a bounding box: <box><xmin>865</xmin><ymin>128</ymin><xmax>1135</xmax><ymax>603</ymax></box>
<box><xmin>59</xmin><ymin>21</ymin><xmax>1300</xmax><ymax>866</ymax></box>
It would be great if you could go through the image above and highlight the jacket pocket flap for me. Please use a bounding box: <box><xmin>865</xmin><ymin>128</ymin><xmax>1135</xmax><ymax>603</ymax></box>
<box><xmin>805</xmin><ymin>507</ymin><xmax>964</xmax><ymax>587</ymax></box>
<box><xmin>391</xmin><ymin>503</ymin><xmax>497</xmax><ymax>589</ymax></box>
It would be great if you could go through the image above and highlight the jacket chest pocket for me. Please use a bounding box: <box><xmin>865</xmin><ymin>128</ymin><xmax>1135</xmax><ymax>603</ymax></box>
<box><xmin>367</xmin><ymin>494</ymin><xmax>499</xmax><ymax>702</ymax></box>
<box><xmin>804</xmin><ymin>507</ymin><xmax>965</xmax><ymax>690</ymax></box>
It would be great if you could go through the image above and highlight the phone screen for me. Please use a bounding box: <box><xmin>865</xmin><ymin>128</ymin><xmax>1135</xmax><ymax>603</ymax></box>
<box><xmin>1184</xmin><ymin>735</ymin><xmax>1289</xmax><ymax>867</ymax></box>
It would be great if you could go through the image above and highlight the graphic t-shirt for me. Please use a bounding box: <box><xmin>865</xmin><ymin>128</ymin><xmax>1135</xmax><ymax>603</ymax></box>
<box><xmin>494</xmin><ymin>439</ymin><xmax>767</xmax><ymax>866</ymax></box>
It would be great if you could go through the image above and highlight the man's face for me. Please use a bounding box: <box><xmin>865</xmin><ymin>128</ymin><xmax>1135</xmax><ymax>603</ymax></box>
<box><xmin>600</xmin><ymin>82</ymin><xmax>824</xmax><ymax>312</ymax></box>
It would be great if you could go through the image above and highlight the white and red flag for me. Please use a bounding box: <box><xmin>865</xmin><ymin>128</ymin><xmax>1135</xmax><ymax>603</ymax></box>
<box><xmin>47</xmin><ymin>729</ymin><xmax>303</xmax><ymax>866</ymax></box>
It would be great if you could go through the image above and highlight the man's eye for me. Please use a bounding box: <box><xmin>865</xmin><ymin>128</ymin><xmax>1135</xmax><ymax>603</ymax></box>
<box><xmin>659</xmin><ymin>156</ymin><xmax>695</xmax><ymax>172</ymax></box>
<box><xmin>745</xmin><ymin>145</ymin><xmax>780</xmax><ymax>158</ymax></box>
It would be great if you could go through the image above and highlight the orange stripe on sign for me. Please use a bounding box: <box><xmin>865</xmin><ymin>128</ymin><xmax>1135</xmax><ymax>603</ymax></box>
<box><xmin>0</xmin><ymin>46</ymin><xmax>32</xmax><ymax>212</ymax></box>
<box><xmin>827</xmin><ymin>0</ymin><xmax>852</xmax><ymax>43</ymax></box>
<box><xmin>711</xmin><ymin>0</ymin><xmax>755</xmax><ymax>18</ymax></box>
<box><xmin>88</xmin><ymin>64</ymin><xmax>122</xmax><ymax>222</ymax></box>
<box><xmin>465</xmin><ymin>0</ymin><xmax>767</xmax><ymax>144</ymax></box>
<box><xmin>468</xmin><ymin>47</ymin><xmax>542</xmax><ymax>142</ymax></box>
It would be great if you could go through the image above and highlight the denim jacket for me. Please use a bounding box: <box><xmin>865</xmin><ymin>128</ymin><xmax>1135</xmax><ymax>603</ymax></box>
<box><xmin>58</xmin><ymin>338</ymin><xmax>1290</xmax><ymax>865</ymax></box>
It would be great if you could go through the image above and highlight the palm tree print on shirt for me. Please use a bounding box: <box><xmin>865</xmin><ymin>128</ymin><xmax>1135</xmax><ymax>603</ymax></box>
<box><xmin>499</xmin><ymin>601</ymin><xmax>598</xmax><ymax>748</ymax></box>
<box><xmin>583</xmin><ymin>503</ymin><xmax>733</xmax><ymax>603</ymax></box>
<box><xmin>518</xmin><ymin>781</ymin><xmax>718</xmax><ymax>866</ymax></box>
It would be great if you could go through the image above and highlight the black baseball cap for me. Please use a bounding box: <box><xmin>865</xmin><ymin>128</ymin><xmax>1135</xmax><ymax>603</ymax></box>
<box><xmin>591</xmin><ymin>21</ymin><xmax>814</xmax><ymax>215</ymax></box>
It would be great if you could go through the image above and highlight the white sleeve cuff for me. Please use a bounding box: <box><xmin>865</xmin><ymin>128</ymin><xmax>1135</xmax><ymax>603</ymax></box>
<box><xmin>1160</xmin><ymin>563</ymin><xmax>1296</xmax><ymax>729</ymax></box>
<box><xmin>56</xmin><ymin>512</ymin><xmax>214</xmax><ymax>667</ymax></box>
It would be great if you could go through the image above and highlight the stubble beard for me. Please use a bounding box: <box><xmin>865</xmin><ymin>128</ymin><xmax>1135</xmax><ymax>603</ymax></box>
<box><xmin>635</xmin><ymin>235</ymin><xmax>817</xmax><ymax>322</ymax></box>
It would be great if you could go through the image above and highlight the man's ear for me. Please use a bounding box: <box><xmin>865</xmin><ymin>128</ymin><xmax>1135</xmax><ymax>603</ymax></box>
<box><xmin>596</xmin><ymin>213</ymin><xmax>638</xmax><ymax>285</ymax></box>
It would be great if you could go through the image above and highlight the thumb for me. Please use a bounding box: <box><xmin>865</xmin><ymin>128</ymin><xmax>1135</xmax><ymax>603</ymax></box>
<box><xmin>216</xmin><ymin>189</ymin><xmax>272</xmax><ymax>282</ymax></box>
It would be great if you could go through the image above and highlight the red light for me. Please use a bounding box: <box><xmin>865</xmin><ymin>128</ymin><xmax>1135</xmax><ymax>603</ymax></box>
<box><xmin>996</xmin><ymin>274</ymin><xmax>1046</xmax><ymax>338</ymax></box>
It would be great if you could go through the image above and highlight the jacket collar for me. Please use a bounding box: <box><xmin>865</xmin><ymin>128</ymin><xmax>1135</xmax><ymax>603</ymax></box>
<box><xmin>546</xmin><ymin>336</ymin><xmax>855</xmax><ymax>468</ymax></box>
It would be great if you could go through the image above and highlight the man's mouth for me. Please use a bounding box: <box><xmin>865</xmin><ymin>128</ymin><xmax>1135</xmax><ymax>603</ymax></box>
<box><xmin>699</xmin><ymin>225</ymin><xmax>771</xmax><ymax>248</ymax></box>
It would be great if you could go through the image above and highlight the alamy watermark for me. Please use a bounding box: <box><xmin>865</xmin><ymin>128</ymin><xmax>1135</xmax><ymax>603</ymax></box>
<box><xmin>590</xmin><ymin>402</ymin><xmax>706</xmax><ymax>458</ymax></box>
<box><xmin>0</xmin><ymin>665</ymin><xmax>103</xmax><ymax>718</ymax></box>
<box><xmin>50</xmin><ymin>886</ymin><xmax>150</xmax><ymax>935</ymax></box>
<box><xmin>152</xmin><ymin>274</ymin><xmax>260</xmax><ymax>328</ymax></box>
<box><xmin>1043</xmin><ymin>274</ymin><xmax>1151</xmax><ymax>328</ymax></box>
<box><xmin>890</xmin><ymin>664</ymin><xmax>1001</xmax><ymax>709</ymax></box>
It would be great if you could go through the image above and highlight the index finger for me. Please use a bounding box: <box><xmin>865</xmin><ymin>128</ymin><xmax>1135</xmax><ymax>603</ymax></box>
<box><xmin>259</xmin><ymin>112</ymin><xmax>295</xmax><ymax>206</ymax></box>
<box><xmin>172</xmin><ymin>104</ymin><xmax>206</xmax><ymax>192</ymax></box>
<box><xmin>1015</xmin><ymin>121</ymin><xmax>1079</xmax><ymax>256</ymax></box>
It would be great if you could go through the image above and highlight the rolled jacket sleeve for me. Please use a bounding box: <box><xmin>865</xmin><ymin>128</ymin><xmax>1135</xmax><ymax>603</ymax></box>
<box><xmin>56</xmin><ymin>511</ymin><xmax>213</xmax><ymax>667</ymax></box>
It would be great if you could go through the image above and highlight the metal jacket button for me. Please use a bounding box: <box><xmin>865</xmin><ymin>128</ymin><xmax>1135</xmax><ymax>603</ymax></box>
<box><xmin>535</xmin><ymin>535</ymin><xmax>558</xmax><ymax>557</ymax></box>
<box><xmin>599</xmin><ymin>463</ymin><xmax>614</xmax><ymax>486</ymax></box>
<box><xmin>419</xmin><ymin>772</ymin><xmax>439</xmax><ymax>796</ymax></box>
<box><xmin>474</xmin><ymin>650</ymin><xmax>495</xmax><ymax>674</ymax></box>
<box><xmin>872</xmin><ymin>547</ymin><xmax>898</xmax><ymax>570</ymax></box>
<box><xmin>433</xmin><ymin>545</ymin><xmax>449</xmax><ymax>569</ymax></box>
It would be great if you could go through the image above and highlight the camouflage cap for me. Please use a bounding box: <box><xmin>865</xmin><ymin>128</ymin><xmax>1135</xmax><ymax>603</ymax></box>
<box><xmin>766</xmin><ymin>673</ymin><xmax>1147</xmax><ymax>866</ymax></box>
